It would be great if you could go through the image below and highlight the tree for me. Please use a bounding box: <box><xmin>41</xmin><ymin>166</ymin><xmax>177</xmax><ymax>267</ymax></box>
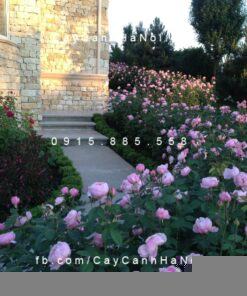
<box><xmin>171</xmin><ymin>47</ymin><xmax>214</xmax><ymax>79</ymax></box>
<box><xmin>190</xmin><ymin>0</ymin><xmax>246</xmax><ymax>75</ymax></box>
<box><xmin>111</xmin><ymin>18</ymin><xmax>174</xmax><ymax>70</ymax></box>
<box><xmin>110</xmin><ymin>43</ymin><xmax>124</xmax><ymax>63</ymax></box>
<box><xmin>148</xmin><ymin>18</ymin><xmax>174</xmax><ymax>70</ymax></box>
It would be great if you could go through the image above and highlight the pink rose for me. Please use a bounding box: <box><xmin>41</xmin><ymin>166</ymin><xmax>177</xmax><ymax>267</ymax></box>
<box><xmin>15</xmin><ymin>216</ymin><xmax>28</xmax><ymax>227</ymax></box>
<box><xmin>48</xmin><ymin>242</ymin><xmax>71</xmax><ymax>271</ymax></box>
<box><xmin>64</xmin><ymin>210</ymin><xmax>81</xmax><ymax>229</ymax></box>
<box><xmin>138</xmin><ymin>233</ymin><xmax>167</xmax><ymax>261</ymax></box>
<box><xmin>69</xmin><ymin>188</ymin><xmax>79</xmax><ymax>198</ymax></box>
<box><xmin>127</xmin><ymin>173</ymin><xmax>141</xmax><ymax>184</ymax></box>
<box><xmin>136</xmin><ymin>163</ymin><xmax>145</xmax><ymax>173</ymax></box>
<box><xmin>0</xmin><ymin>231</ymin><xmax>16</xmax><ymax>246</ymax></box>
<box><xmin>155</xmin><ymin>208</ymin><xmax>171</xmax><ymax>220</ymax></box>
<box><xmin>127</xmin><ymin>115</ymin><xmax>134</xmax><ymax>121</ymax></box>
<box><xmin>162</xmin><ymin>172</ymin><xmax>175</xmax><ymax>186</ymax></box>
<box><xmin>87</xmin><ymin>182</ymin><xmax>109</xmax><ymax>200</ymax></box>
<box><xmin>193</xmin><ymin>218</ymin><xmax>219</xmax><ymax>234</ymax></box>
<box><xmin>234</xmin><ymin>172</ymin><xmax>247</xmax><ymax>191</ymax></box>
<box><xmin>225</xmin><ymin>139</ymin><xmax>239</xmax><ymax>148</ymax></box>
<box><xmin>11</xmin><ymin>196</ymin><xmax>20</xmax><ymax>208</ymax></box>
<box><xmin>191</xmin><ymin>117</ymin><xmax>201</xmax><ymax>128</ymax></box>
<box><xmin>177</xmin><ymin>148</ymin><xmax>189</xmax><ymax>162</ymax></box>
<box><xmin>132</xmin><ymin>227</ymin><xmax>143</xmax><ymax>236</ymax></box>
<box><xmin>120</xmin><ymin>179</ymin><xmax>133</xmax><ymax>193</ymax></box>
<box><xmin>223</xmin><ymin>167</ymin><xmax>240</xmax><ymax>180</ymax></box>
<box><xmin>233</xmin><ymin>190</ymin><xmax>247</xmax><ymax>203</ymax></box>
<box><xmin>119</xmin><ymin>194</ymin><xmax>131</xmax><ymax>208</ymax></box>
<box><xmin>55</xmin><ymin>197</ymin><xmax>65</xmax><ymax>206</ymax></box>
<box><xmin>92</xmin><ymin>233</ymin><xmax>104</xmax><ymax>248</ymax></box>
<box><xmin>219</xmin><ymin>192</ymin><xmax>232</xmax><ymax>203</ymax></box>
<box><xmin>157</xmin><ymin>164</ymin><xmax>168</xmax><ymax>175</ymax></box>
<box><xmin>61</xmin><ymin>187</ymin><xmax>69</xmax><ymax>195</ymax></box>
<box><xmin>201</xmin><ymin>177</ymin><xmax>219</xmax><ymax>189</ymax></box>
<box><xmin>181</xmin><ymin>167</ymin><xmax>191</xmax><ymax>177</ymax></box>
<box><xmin>159</xmin><ymin>266</ymin><xmax>181</xmax><ymax>272</ymax></box>
<box><xmin>152</xmin><ymin>187</ymin><xmax>162</xmax><ymax>199</ymax></box>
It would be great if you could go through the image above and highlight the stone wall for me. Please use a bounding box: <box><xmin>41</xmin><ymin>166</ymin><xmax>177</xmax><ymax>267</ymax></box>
<box><xmin>39</xmin><ymin>0</ymin><xmax>109</xmax><ymax>112</ymax></box>
<box><xmin>0</xmin><ymin>0</ymin><xmax>109</xmax><ymax>120</ymax></box>
<box><xmin>9</xmin><ymin>0</ymin><xmax>42</xmax><ymax>118</ymax></box>
<box><xmin>41</xmin><ymin>73</ymin><xmax>108</xmax><ymax>112</ymax></box>
<box><xmin>0</xmin><ymin>39</ymin><xmax>21</xmax><ymax>105</ymax></box>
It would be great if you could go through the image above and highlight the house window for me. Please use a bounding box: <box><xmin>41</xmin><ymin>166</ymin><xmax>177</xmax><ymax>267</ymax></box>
<box><xmin>0</xmin><ymin>0</ymin><xmax>7</xmax><ymax>37</ymax></box>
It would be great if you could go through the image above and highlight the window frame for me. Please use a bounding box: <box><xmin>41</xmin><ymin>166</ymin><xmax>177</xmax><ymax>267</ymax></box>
<box><xmin>0</xmin><ymin>0</ymin><xmax>9</xmax><ymax>39</ymax></box>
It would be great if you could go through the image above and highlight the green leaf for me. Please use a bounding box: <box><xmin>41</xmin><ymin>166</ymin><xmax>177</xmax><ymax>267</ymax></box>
<box><xmin>79</xmin><ymin>262</ymin><xmax>94</xmax><ymax>272</ymax></box>
<box><xmin>44</xmin><ymin>229</ymin><xmax>56</xmax><ymax>241</ymax></box>
<box><xmin>145</xmin><ymin>200</ymin><xmax>156</xmax><ymax>211</ymax></box>
<box><xmin>110</xmin><ymin>228</ymin><xmax>123</xmax><ymax>245</ymax></box>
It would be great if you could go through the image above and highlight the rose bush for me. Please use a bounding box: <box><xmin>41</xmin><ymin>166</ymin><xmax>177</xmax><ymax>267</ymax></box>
<box><xmin>0</xmin><ymin>162</ymin><xmax>246</xmax><ymax>272</ymax></box>
<box><xmin>0</xmin><ymin>96</ymin><xmax>82</xmax><ymax>218</ymax></box>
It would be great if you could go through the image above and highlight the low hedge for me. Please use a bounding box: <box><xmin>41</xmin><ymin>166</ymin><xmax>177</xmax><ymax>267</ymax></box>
<box><xmin>30</xmin><ymin>144</ymin><xmax>83</xmax><ymax>218</ymax></box>
<box><xmin>93</xmin><ymin>113</ymin><xmax>156</xmax><ymax>168</ymax></box>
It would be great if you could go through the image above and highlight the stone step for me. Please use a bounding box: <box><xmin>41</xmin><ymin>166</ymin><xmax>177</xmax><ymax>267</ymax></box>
<box><xmin>40</xmin><ymin>121</ymin><xmax>96</xmax><ymax>129</ymax></box>
<box><xmin>39</xmin><ymin>129</ymin><xmax>108</xmax><ymax>147</ymax></box>
<box><xmin>42</xmin><ymin>114</ymin><xmax>93</xmax><ymax>123</ymax></box>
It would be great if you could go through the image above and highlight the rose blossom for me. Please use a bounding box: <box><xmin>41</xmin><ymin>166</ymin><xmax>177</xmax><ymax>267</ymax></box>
<box><xmin>177</xmin><ymin>148</ymin><xmax>189</xmax><ymax>162</ymax></box>
<box><xmin>233</xmin><ymin>190</ymin><xmax>247</xmax><ymax>203</ymax></box>
<box><xmin>223</xmin><ymin>167</ymin><xmax>240</xmax><ymax>180</ymax></box>
<box><xmin>219</xmin><ymin>192</ymin><xmax>232</xmax><ymax>203</ymax></box>
<box><xmin>181</xmin><ymin>167</ymin><xmax>191</xmax><ymax>177</ymax></box>
<box><xmin>87</xmin><ymin>182</ymin><xmax>109</xmax><ymax>200</ymax></box>
<box><xmin>136</xmin><ymin>163</ymin><xmax>145</xmax><ymax>173</ymax></box>
<box><xmin>55</xmin><ymin>197</ymin><xmax>65</xmax><ymax>206</ymax></box>
<box><xmin>159</xmin><ymin>266</ymin><xmax>181</xmax><ymax>272</ymax></box>
<box><xmin>234</xmin><ymin>172</ymin><xmax>247</xmax><ymax>191</ymax></box>
<box><xmin>155</xmin><ymin>208</ymin><xmax>171</xmax><ymax>220</ymax></box>
<box><xmin>201</xmin><ymin>177</ymin><xmax>219</xmax><ymax>189</ymax></box>
<box><xmin>127</xmin><ymin>173</ymin><xmax>141</xmax><ymax>184</ymax></box>
<box><xmin>152</xmin><ymin>187</ymin><xmax>162</xmax><ymax>199</ymax></box>
<box><xmin>92</xmin><ymin>233</ymin><xmax>104</xmax><ymax>248</ymax></box>
<box><xmin>61</xmin><ymin>187</ymin><xmax>69</xmax><ymax>195</ymax></box>
<box><xmin>132</xmin><ymin>227</ymin><xmax>143</xmax><ymax>236</ymax></box>
<box><xmin>64</xmin><ymin>210</ymin><xmax>81</xmax><ymax>229</ymax></box>
<box><xmin>162</xmin><ymin>172</ymin><xmax>175</xmax><ymax>186</ymax></box>
<box><xmin>119</xmin><ymin>194</ymin><xmax>131</xmax><ymax>208</ymax></box>
<box><xmin>120</xmin><ymin>179</ymin><xmax>133</xmax><ymax>193</ymax></box>
<box><xmin>225</xmin><ymin>139</ymin><xmax>239</xmax><ymax>148</ymax></box>
<box><xmin>138</xmin><ymin>233</ymin><xmax>167</xmax><ymax>261</ymax></box>
<box><xmin>157</xmin><ymin>164</ymin><xmax>168</xmax><ymax>175</ymax></box>
<box><xmin>69</xmin><ymin>188</ymin><xmax>80</xmax><ymax>198</ymax></box>
<box><xmin>48</xmin><ymin>242</ymin><xmax>71</xmax><ymax>271</ymax></box>
<box><xmin>193</xmin><ymin>218</ymin><xmax>219</xmax><ymax>234</ymax></box>
<box><xmin>0</xmin><ymin>223</ymin><xmax>5</xmax><ymax>231</ymax></box>
<box><xmin>0</xmin><ymin>232</ymin><xmax>16</xmax><ymax>246</ymax></box>
<box><xmin>11</xmin><ymin>196</ymin><xmax>20</xmax><ymax>208</ymax></box>
<box><xmin>15</xmin><ymin>216</ymin><xmax>28</xmax><ymax>227</ymax></box>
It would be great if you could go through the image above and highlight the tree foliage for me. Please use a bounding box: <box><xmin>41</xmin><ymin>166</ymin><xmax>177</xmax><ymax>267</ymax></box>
<box><xmin>190</xmin><ymin>0</ymin><xmax>246</xmax><ymax>74</ymax></box>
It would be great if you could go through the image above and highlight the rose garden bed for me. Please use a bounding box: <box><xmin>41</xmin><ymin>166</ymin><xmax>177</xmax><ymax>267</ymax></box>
<box><xmin>0</xmin><ymin>63</ymin><xmax>246</xmax><ymax>272</ymax></box>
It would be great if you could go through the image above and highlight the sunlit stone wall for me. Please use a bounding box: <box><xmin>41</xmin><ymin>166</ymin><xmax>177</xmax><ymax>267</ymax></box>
<box><xmin>0</xmin><ymin>0</ymin><xmax>109</xmax><ymax>119</ymax></box>
<box><xmin>0</xmin><ymin>39</ymin><xmax>21</xmax><ymax>104</ymax></box>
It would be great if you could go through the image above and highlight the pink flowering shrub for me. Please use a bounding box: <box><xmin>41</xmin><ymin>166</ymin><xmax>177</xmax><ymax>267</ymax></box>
<box><xmin>0</xmin><ymin>160</ymin><xmax>246</xmax><ymax>272</ymax></box>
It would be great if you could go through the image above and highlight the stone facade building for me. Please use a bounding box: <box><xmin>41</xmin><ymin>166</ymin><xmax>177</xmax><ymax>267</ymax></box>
<box><xmin>0</xmin><ymin>0</ymin><xmax>109</xmax><ymax>121</ymax></box>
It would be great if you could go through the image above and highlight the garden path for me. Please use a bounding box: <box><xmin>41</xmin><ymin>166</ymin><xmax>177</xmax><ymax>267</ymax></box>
<box><xmin>63</xmin><ymin>145</ymin><xmax>134</xmax><ymax>207</ymax></box>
